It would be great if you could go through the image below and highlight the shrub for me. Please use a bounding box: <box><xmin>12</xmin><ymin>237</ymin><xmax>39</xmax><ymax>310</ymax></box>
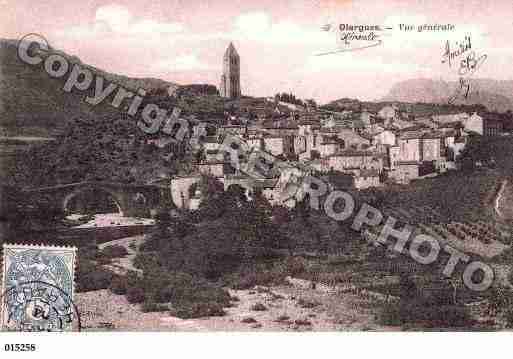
<box><xmin>171</xmin><ymin>301</ymin><xmax>226</xmax><ymax>319</ymax></box>
<box><xmin>275</xmin><ymin>315</ymin><xmax>290</xmax><ymax>322</ymax></box>
<box><xmin>76</xmin><ymin>260</ymin><xmax>116</xmax><ymax>292</ymax></box>
<box><xmin>151</xmin><ymin>271</ymin><xmax>231</xmax><ymax>307</ymax></box>
<box><xmin>101</xmin><ymin>244</ymin><xmax>129</xmax><ymax>258</ymax></box>
<box><xmin>126</xmin><ymin>286</ymin><xmax>146</xmax><ymax>304</ymax></box>
<box><xmin>282</xmin><ymin>256</ymin><xmax>307</xmax><ymax>276</ymax></box>
<box><xmin>78</xmin><ymin>244</ymin><xmax>100</xmax><ymax>262</ymax></box>
<box><xmin>227</xmin><ymin>262</ymin><xmax>287</xmax><ymax>290</ymax></box>
<box><xmin>96</xmin><ymin>255</ymin><xmax>112</xmax><ymax>265</ymax></box>
<box><xmin>294</xmin><ymin>319</ymin><xmax>312</xmax><ymax>326</ymax></box>
<box><xmin>378</xmin><ymin>301</ymin><xmax>472</xmax><ymax>328</ymax></box>
<box><xmin>133</xmin><ymin>252</ymin><xmax>162</xmax><ymax>271</ymax></box>
<box><xmin>141</xmin><ymin>301</ymin><xmax>169</xmax><ymax>313</ymax></box>
<box><xmin>109</xmin><ymin>275</ymin><xmax>128</xmax><ymax>295</ymax></box>
<box><xmin>250</xmin><ymin>303</ymin><xmax>268</xmax><ymax>311</ymax></box>
<box><xmin>504</xmin><ymin>308</ymin><xmax>513</xmax><ymax>328</ymax></box>
<box><xmin>297</xmin><ymin>298</ymin><xmax>320</xmax><ymax>309</ymax></box>
<box><xmin>378</xmin><ymin>303</ymin><xmax>402</xmax><ymax>326</ymax></box>
<box><xmin>122</xmin><ymin>269</ymin><xmax>231</xmax><ymax>318</ymax></box>
<box><xmin>241</xmin><ymin>317</ymin><xmax>258</xmax><ymax>324</ymax></box>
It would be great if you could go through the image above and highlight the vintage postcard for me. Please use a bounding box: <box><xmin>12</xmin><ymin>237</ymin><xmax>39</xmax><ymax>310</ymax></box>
<box><xmin>0</xmin><ymin>0</ymin><xmax>512</xmax><ymax>354</ymax></box>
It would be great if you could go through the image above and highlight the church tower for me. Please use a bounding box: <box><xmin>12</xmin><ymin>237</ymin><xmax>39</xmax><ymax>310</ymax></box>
<box><xmin>220</xmin><ymin>42</ymin><xmax>241</xmax><ymax>99</ymax></box>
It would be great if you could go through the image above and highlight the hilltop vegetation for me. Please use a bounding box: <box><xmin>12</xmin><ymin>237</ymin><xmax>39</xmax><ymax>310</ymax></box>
<box><xmin>4</xmin><ymin>115</ymin><xmax>197</xmax><ymax>188</ymax></box>
<box><xmin>322</xmin><ymin>97</ymin><xmax>488</xmax><ymax>117</ymax></box>
<box><xmin>0</xmin><ymin>38</ymin><xmax>177</xmax><ymax>137</ymax></box>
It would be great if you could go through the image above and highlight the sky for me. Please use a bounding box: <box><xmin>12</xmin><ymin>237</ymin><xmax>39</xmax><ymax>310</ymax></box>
<box><xmin>1</xmin><ymin>0</ymin><xmax>513</xmax><ymax>103</ymax></box>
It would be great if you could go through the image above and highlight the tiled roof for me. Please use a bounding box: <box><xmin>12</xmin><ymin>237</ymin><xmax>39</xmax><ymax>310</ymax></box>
<box><xmin>204</xmin><ymin>136</ymin><xmax>219</xmax><ymax>143</ymax></box>
<box><xmin>396</xmin><ymin>161</ymin><xmax>420</xmax><ymax>165</ymax></box>
<box><xmin>422</xmin><ymin>131</ymin><xmax>446</xmax><ymax>139</ymax></box>
<box><xmin>399</xmin><ymin>131</ymin><xmax>424</xmax><ymax>140</ymax></box>
<box><xmin>432</xmin><ymin>113</ymin><xmax>469</xmax><ymax>123</ymax></box>
<box><xmin>252</xmin><ymin>179</ymin><xmax>279</xmax><ymax>188</ymax></box>
<box><xmin>327</xmin><ymin>149</ymin><xmax>377</xmax><ymax>157</ymax></box>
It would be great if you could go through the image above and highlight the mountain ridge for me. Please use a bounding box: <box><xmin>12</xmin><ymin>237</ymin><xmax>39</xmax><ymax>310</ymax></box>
<box><xmin>381</xmin><ymin>78</ymin><xmax>513</xmax><ymax>112</ymax></box>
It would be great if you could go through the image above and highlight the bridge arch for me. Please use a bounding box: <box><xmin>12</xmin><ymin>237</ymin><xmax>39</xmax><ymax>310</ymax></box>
<box><xmin>62</xmin><ymin>186</ymin><xmax>125</xmax><ymax>216</ymax></box>
<box><xmin>24</xmin><ymin>181</ymin><xmax>173</xmax><ymax>219</ymax></box>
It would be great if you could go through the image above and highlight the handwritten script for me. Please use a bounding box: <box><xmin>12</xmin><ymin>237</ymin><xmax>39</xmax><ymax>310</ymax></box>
<box><xmin>442</xmin><ymin>35</ymin><xmax>487</xmax><ymax>104</ymax></box>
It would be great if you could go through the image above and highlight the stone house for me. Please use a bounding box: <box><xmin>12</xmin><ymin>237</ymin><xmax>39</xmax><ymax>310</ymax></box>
<box><xmin>170</xmin><ymin>175</ymin><xmax>201</xmax><ymax>209</ymax></box>
<box><xmin>389</xmin><ymin>161</ymin><xmax>420</xmax><ymax>183</ymax></box>
<box><xmin>372</xmin><ymin>130</ymin><xmax>396</xmax><ymax>148</ymax></box>
<box><xmin>398</xmin><ymin>132</ymin><xmax>422</xmax><ymax>162</ymax></box>
<box><xmin>421</xmin><ymin>133</ymin><xmax>444</xmax><ymax>162</ymax></box>
<box><xmin>386</xmin><ymin>145</ymin><xmax>400</xmax><ymax>170</ymax></box>
<box><xmin>378</xmin><ymin>105</ymin><xmax>398</xmax><ymax>121</ymax></box>
<box><xmin>326</xmin><ymin>150</ymin><xmax>383</xmax><ymax>172</ymax></box>
<box><xmin>197</xmin><ymin>161</ymin><xmax>225</xmax><ymax>178</ymax></box>
<box><xmin>354</xmin><ymin>169</ymin><xmax>381</xmax><ymax>189</ymax></box>
<box><xmin>479</xmin><ymin>113</ymin><xmax>503</xmax><ymax>136</ymax></box>
<box><xmin>336</xmin><ymin>128</ymin><xmax>371</xmax><ymax>150</ymax></box>
<box><xmin>246</xmin><ymin>137</ymin><xmax>263</xmax><ymax>150</ymax></box>
<box><xmin>262</xmin><ymin>135</ymin><xmax>295</xmax><ymax>157</ymax></box>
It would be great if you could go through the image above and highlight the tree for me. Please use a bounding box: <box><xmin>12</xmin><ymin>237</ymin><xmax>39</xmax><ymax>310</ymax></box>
<box><xmin>197</xmin><ymin>176</ymin><xmax>227</xmax><ymax>220</ymax></box>
<box><xmin>457</xmin><ymin>136</ymin><xmax>493</xmax><ymax>169</ymax></box>
<box><xmin>305</xmin><ymin>99</ymin><xmax>317</xmax><ymax>109</ymax></box>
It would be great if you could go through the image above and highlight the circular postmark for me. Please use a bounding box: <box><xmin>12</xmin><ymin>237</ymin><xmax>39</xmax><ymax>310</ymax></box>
<box><xmin>1</xmin><ymin>280</ymin><xmax>81</xmax><ymax>332</ymax></box>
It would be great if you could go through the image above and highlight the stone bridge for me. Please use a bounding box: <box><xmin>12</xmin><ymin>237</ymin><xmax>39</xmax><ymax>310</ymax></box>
<box><xmin>23</xmin><ymin>181</ymin><xmax>172</xmax><ymax>218</ymax></box>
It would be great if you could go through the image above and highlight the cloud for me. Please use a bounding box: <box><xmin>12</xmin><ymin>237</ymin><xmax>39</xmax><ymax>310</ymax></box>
<box><xmin>60</xmin><ymin>4</ymin><xmax>184</xmax><ymax>38</ymax></box>
<box><xmin>129</xmin><ymin>19</ymin><xmax>183</xmax><ymax>35</ymax></box>
<box><xmin>153</xmin><ymin>54</ymin><xmax>213</xmax><ymax>72</ymax></box>
<box><xmin>231</xmin><ymin>12</ymin><xmax>331</xmax><ymax>46</ymax></box>
<box><xmin>235</xmin><ymin>12</ymin><xmax>271</xmax><ymax>34</ymax></box>
<box><xmin>95</xmin><ymin>4</ymin><xmax>133</xmax><ymax>32</ymax></box>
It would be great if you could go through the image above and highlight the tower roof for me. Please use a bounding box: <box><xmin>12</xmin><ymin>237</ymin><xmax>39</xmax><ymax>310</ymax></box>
<box><xmin>224</xmin><ymin>42</ymin><xmax>239</xmax><ymax>58</ymax></box>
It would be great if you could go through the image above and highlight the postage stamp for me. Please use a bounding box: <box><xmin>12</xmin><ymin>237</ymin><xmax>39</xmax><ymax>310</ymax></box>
<box><xmin>1</xmin><ymin>244</ymin><xmax>79</xmax><ymax>331</ymax></box>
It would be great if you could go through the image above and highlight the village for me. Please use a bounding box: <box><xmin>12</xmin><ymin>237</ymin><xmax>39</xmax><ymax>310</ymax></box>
<box><xmin>166</xmin><ymin>42</ymin><xmax>505</xmax><ymax>210</ymax></box>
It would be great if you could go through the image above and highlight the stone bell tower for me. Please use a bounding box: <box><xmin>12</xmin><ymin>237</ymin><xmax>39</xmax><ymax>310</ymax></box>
<box><xmin>219</xmin><ymin>42</ymin><xmax>241</xmax><ymax>99</ymax></box>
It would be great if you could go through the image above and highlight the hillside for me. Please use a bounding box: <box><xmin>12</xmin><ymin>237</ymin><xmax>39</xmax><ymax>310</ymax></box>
<box><xmin>0</xmin><ymin>38</ymin><xmax>296</xmax><ymax>187</ymax></box>
<box><xmin>382</xmin><ymin>78</ymin><xmax>513</xmax><ymax>113</ymax></box>
<box><xmin>0</xmin><ymin>38</ymin><xmax>178</xmax><ymax>137</ymax></box>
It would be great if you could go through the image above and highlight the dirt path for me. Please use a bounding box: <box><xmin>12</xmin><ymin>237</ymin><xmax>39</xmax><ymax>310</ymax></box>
<box><xmin>497</xmin><ymin>179</ymin><xmax>513</xmax><ymax>220</ymax></box>
<box><xmin>88</xmin><ymin>237</ymin><xmax>396</xmax><ymax>331</ymax></box>
<box><xmin>99</xmin><ymin>234</ymin><xmax>147</xmax><ymax>274</ymax></box>
<box><xmin>495</xmin><ymin>180</ymin><xmax>507</xmax><ymax>218</ymax></box>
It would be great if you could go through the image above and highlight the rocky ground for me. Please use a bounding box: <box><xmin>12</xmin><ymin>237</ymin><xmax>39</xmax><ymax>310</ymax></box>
<box><xmin>68</xmin><ymin>213</ymin><xmax>155</xmax><ymax>228</ymax></box>
<box><xmin>75</xmin><ymin>283</ymin><xmax>394</xmax><ymax>332</ymax></box>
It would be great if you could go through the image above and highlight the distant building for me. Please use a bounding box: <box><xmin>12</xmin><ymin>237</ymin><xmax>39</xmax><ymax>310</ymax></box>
<box><xmin>398</xmin><ymin>132</ymin><xmax>422</xmax><ymax>162</ymax></box>
<box><xmin>372</xmin><ymin>130</ymin><xmax>396</xmax><ymax>147</ymax></box>
<box><xmin>325</xmin><ymin>150</ymin><xmax>383</xmax><ymax>173</ymax></box>
<box><xmin>479</xmin><ymin>113</ymin><xmax>504</xmax><ymax>136</ymax></box>
<box><xmin>354</xmin><ymin>169</ymin><xmax>381</xmax><ymax>189</ymax></box>
<box><xmin>219</xmin><ymin>42</ymin><xmax>241</xmax><ymax>99</ymax></box>
<box><xmin>170</xmin><ymin>176</ymin><xmax>201</xmax><ymax>209</ymax></box>
<box><xmin>464</xmin><ymin>113</ymin><xmax>483</xmax><ymax>135</ymax></box>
